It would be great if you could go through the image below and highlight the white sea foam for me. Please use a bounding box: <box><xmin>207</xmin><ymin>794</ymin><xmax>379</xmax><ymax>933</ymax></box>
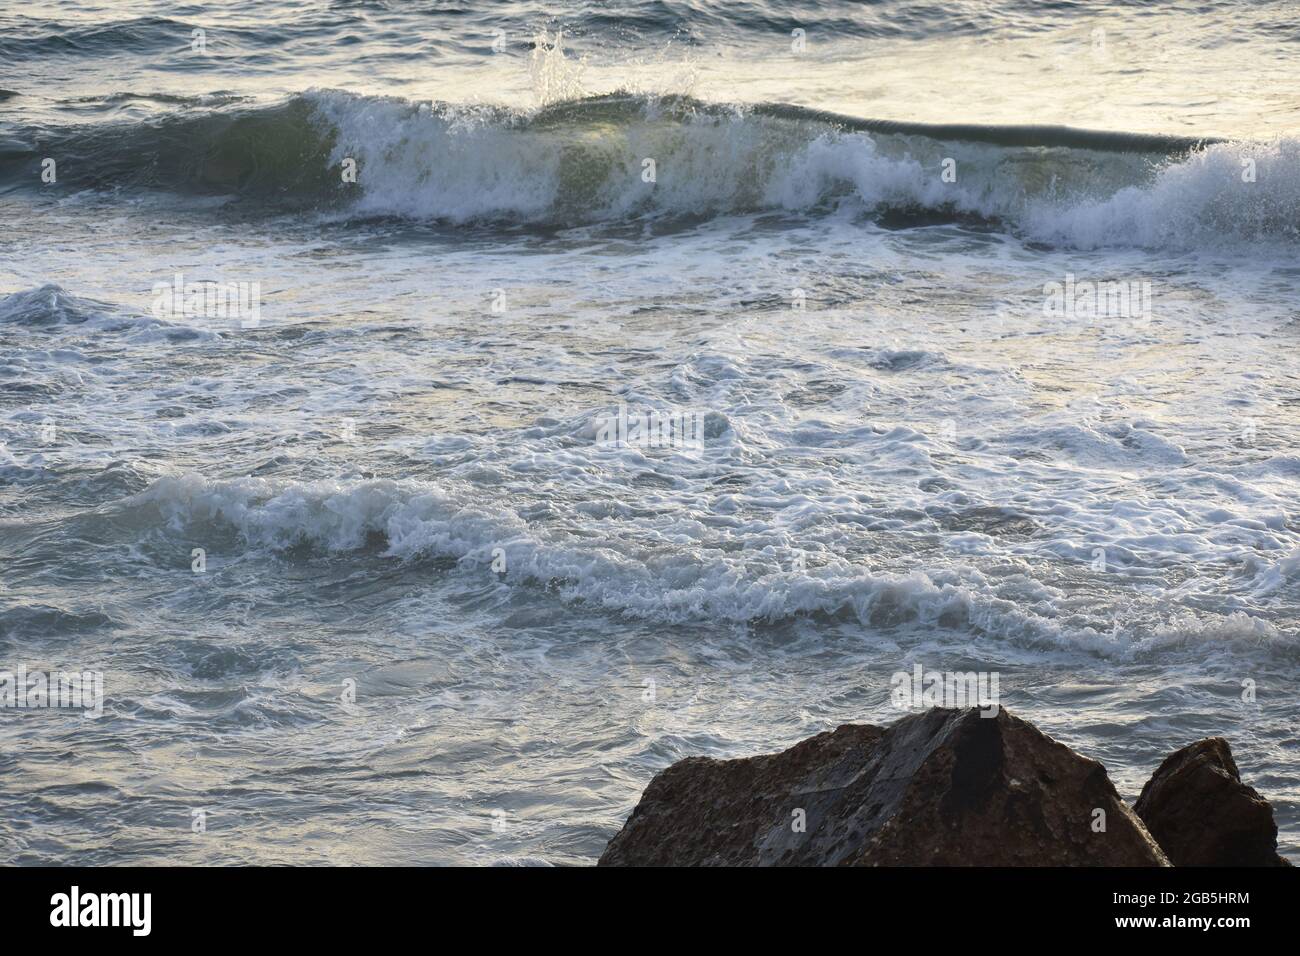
<box><xmin>1020</xmin><ymin>137</ymin><xmax>1300</xmax><ymax>249</ymax></box>
<box><xmin>306</xmin><ymin>89</ymin><xmax>1300</xmax><ymax>250</ymax></box>
<box><xmin>129</xmin><ymin>473</ymin><xmax>1294</xmax><ymax>660</ymax></box>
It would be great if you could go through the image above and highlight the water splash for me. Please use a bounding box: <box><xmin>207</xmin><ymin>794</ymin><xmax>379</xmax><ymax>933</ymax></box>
<box><xmin>528</xmin><ymin>30</ymin><xmax>586</xmax><ymax>107</ymax></box>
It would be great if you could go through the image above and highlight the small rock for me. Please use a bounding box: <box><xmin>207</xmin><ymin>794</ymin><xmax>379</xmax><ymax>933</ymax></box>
<box><xmin>1134</xmin><ymin>737</ymin><xmax>1289</xmax><ymax>867</ymax></box>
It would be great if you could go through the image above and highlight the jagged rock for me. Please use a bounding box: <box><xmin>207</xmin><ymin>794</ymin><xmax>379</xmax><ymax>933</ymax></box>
<box><xmin>1134</xmin><ymin>737</ymin><xmax>1289</xmax><ymax>867</ymax></box>
<box><xmin>599</xmin><ymin>707</ymin><xmax>1169</xmax><ymax>866</ymax></box>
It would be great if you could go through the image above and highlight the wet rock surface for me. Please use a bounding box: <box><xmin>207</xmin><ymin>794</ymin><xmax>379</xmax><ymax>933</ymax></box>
<box><xmin>1134</xmin><ymin>737</ymin><xmax>1290</xmax><ymax>867</ymax></box>
<box><xmin>599</xmin><ymin>707</ymin><xmax>1170</xmax><ymax>866</ymax></box>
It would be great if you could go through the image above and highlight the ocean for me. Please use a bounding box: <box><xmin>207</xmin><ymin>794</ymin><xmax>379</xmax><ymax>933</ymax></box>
<box><xmin>0</xmin><ymin>0</ymin><xmax>1297</xmax><ymax>865</ymax></box>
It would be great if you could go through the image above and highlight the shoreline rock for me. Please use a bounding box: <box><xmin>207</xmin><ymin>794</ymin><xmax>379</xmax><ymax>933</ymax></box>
<box><xmin>600</xmin><ymin>708</ymin><xmax>1291</xmax><ymax>866</ymax></box>
<box><xmin>599</xmin><ymin>708</ymin><xmax>1170</xmax><ymax>866</ymax></box>
<box><xmin>1134</xmin><ymin>736</ymin><xmax>1291</xmax><ymax>867</ymax></box>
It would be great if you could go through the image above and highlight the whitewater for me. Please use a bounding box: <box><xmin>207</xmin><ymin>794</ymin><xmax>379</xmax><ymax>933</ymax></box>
<box><xmin>1</xmin><ymin>0</ymin><xmax>1297</xmax><ymax>864</ymax></box>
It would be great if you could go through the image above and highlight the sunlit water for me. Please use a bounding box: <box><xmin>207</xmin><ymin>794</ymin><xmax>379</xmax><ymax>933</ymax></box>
<box><xmin>1</xmin><ymin>1</ymin><xmax>1298</xmax><ymax>864</ymax></box>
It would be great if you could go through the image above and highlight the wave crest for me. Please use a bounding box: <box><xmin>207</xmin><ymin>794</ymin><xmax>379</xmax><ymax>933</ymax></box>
<box><xmin>6</xmin><ymin>90</ymin><xmax>1299</xmax><ymax>249</ymax></box>
<box><xmin>126</xmin><ymin>473</ymin><xmax>1294</xmax><ymax>659</ymax></box>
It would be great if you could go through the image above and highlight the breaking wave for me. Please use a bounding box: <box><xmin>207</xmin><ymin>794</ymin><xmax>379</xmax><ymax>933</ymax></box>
<box><xmin>3</xmin><ymin>90</ymin><xmax>1298</xmax><ymax>249</ymax></box>
<box><xmin>122</xmin><ymin>473</ymin><xmax>1293</xmax><ymax>659</ymax></box>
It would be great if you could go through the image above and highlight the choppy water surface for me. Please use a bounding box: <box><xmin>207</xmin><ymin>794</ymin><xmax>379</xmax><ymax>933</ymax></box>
<box><xmin>1</xmin><ymin>1</ymin><xmax>1298</xmax><ymax>864</ymax></box>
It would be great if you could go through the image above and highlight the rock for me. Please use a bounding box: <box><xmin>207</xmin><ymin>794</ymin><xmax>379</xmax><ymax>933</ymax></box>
<box><xmin>599</xmin><ymin>707</ymin><xmax>1169</xmax><ymax>866</ymax></box>
<box><xmin>1134</xmin><ymin>737</ymin><xmax>1289</xmax><ymax>867</ymax></box>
